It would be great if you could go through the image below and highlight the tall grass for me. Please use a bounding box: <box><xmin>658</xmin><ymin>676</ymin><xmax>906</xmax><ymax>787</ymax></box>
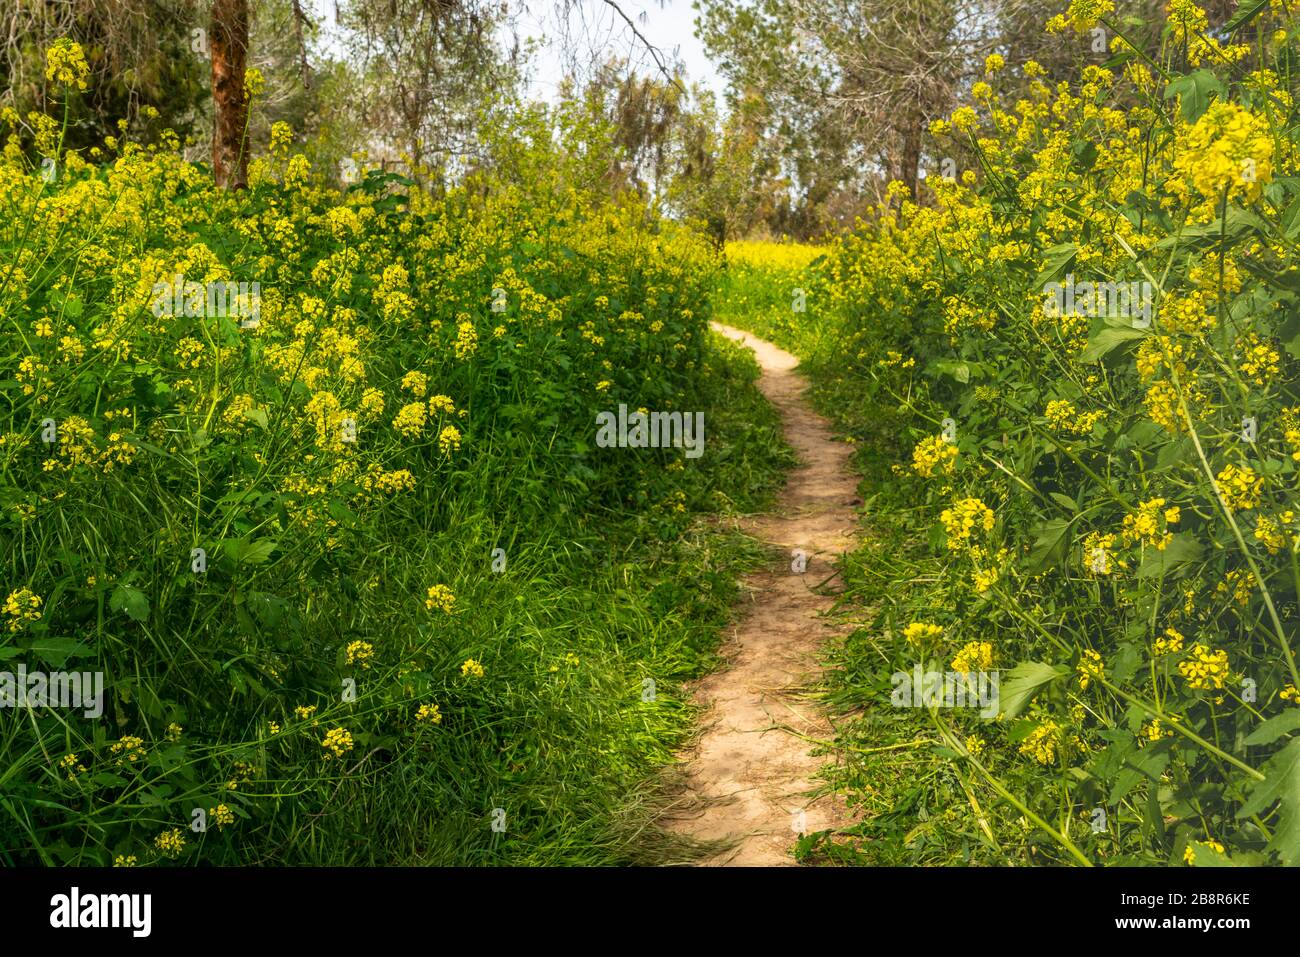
<box><xmin>0</xmin><ymin>55</ymin><xmax>792</xmax><ymax>865</ymax></box>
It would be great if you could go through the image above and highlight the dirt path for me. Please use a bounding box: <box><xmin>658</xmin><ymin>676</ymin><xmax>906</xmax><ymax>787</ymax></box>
<box><xmin>664</xmin><ymin>322</ymin><xmax>859</xmax><ymax>866</ymax></box>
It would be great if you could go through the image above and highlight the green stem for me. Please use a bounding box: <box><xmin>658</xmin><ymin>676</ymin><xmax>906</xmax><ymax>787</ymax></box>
<box><xmin>932</xmin><ymin>715</ymin><xmax>1093</xmax><ymax>866</ymax></box>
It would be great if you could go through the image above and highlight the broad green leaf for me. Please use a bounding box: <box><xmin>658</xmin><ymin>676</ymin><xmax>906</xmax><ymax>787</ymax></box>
<box><xmin>1156</xmin><ymin>206</ymin><xmax>1267</xmax><ymax>249</ymax></box>
<box><xmin>1033</xmin><ymin>242</ymin><xmax>1077</xmax><ymax>288</ymax></box>
<box><xmin>1245</xmin><ymin>710</ymin><xmax>1300</xmax><ymax>746</ymax></box>
<box><xmin>1048</xmin><ymin>492</ymin><xmax>1077</xmax><ymax>511</ymax></box>
<box><xmin>1282</xmin><ymin>197</ymin><xmax>1300</xmax><ymax>240</ymax></box>
<box><xmin>929</xmin><ymin>358</ymin><xmax>982</xmax><ymax>383</ymax></box>
<box><xmin>239</xmin><ymin>539</ymin><xmax>277</xmax><ymax>565</ymax></box>
<box><xmin>1026</xmin><ymin>517</ymin><xmax>1074</xmax><ymax>573</ymax></box>
<box><xmin>225</xmin><ymin>539</ymin><xmax>277</xmax><ymax>565</ymax></box>
<box><xmin>1081</xmin><ymin>324</ymin><xmax>1148</xmax><ymax>362</ymax></box>
<box><xmin>1144</xmin><ymin>783</ymin><xmax>1167</xmax><ymax>845</ymax></box>
<box><xmin>1189</xmin><ymin>842</ymin><xmax>1236</xmax><ymax>866</ymax></box>
<box><xmin>1127</xmin><ymin>745</ymin><xmax>1170</xmax><ymax>780</ymax></box>
<box><xmin>1071</xmin><ymin>138</ymin><xmax>1098</xmax><ymax>172</ymax></box>
<box><xmin>1108</xmin><ymin>766</ymin><xmax>1142</xmax><ymax>805</ymax></box>
<box><xmin>1137</xmin><ymin>533</ymin><xmax>1203</xmax><ymax>578</ymax></box>
<box><xmin>246</xmin><ymin>591</ymin><xmax>286</xmax><ymax>629</ymax></box>
<box><xmin>26</xmin><ymin>637</ymin><xmax>94</xmax><ymax>668</ymax></box>
<box><xmin>1280</xmin><ymin>308</ymin><xmax>1300</xmax><ymax>360</ymax></box>
<box><xmin>1110</xmin><ymin>749</ymin><xmax>1169</xmax><ymax>806</ymax></box>
<box><xmin>1156</xmin><ymin>437</ymin><xmax>1195</xmax><ymax>468</ymax></box>
<box><xmin>998</xmin><ymin>661</ymin><xmax>1070</xmax><ymax>719</ymax></box>
<box><xmin>1163</xmin><ymin>70</ymin><xmax>1225</xmax><ymax>122</ymax></box>
<box><xmin>1237</xmin><ymin>737</ymin><xmax>1300</xmax><ymax>865</ymax></box>
<box><xmin>109</xmin><ymin>584</ymin><xmax>150</xmax><ymax>623</ymax></box>
<box><xmin>1110</xmin><ymin>642</ymin><xmax>1142</xmax><ymax>684</ymax></box>
<box><xmin>1224</xmin><ymin>0</ymin><xmax>1270</xmax><ymax>32</ymax></box>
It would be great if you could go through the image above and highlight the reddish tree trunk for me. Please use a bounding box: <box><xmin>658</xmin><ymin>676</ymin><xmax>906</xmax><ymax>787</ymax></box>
<box><xmin>211</xmin><ymin>0</ymin><xmax>250</xmax><ymax>190</ymax></box>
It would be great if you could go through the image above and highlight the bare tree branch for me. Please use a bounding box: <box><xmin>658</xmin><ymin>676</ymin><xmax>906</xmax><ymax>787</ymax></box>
<box><xmin>291</xmin><ymin>0</ymin><xmax>312</xmax><ymax>89</ymax></box>
<box><xmin>599</xmin><ymin>0</ymin><xmax>686</xmax><ymax>96</ymax></box>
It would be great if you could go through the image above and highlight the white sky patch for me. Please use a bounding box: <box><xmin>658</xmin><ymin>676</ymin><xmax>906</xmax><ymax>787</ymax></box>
<box><xmin>305</xmin><ymin>0</ymin><xmax>724</xmax><ymax>104</ymax></box>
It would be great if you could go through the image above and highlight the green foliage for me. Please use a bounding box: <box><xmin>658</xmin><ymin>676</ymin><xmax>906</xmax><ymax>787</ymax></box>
<box><xmin>0</xmin><ymin>76</ymin><xmax>791</xmax><ymax>864</ymax></box>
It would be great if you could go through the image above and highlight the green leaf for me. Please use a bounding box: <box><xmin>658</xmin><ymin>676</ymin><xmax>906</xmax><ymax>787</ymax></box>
<box><xmin>1110</xmin><ymin>642</ymin><xmax>1142</xmax><ymax>684</ymax></box>
<box><xmin>1237</xmin><ymin>737</ymin><xmax>1300</xmax><ymax>865</ymax></box>
<box><xmin>1136</xmin><ymin>533</ymin><xmax>1203</xmax><ymax>578</ymax></box>
<box><xmin>1081</xmin><ymin>324</ymin><xmax>1148</xmax><ymax>362</ymax></box>
<box><xmin>153</xmin><ymin>744</ymin><xmax>187</xmax><ymax>772</ymax></box>
<box><xmin>1127</xmin><ymin>745</ymin><xmax>1170</xmax><ymax>780</ymax></box>
<box><xmin>1156</xmin><ymin>206</ymin><xmax>1268</xmax><ymax>250</ymax></box>
<box><xmin>1048</xmin><ymin>492</ymin><xmax>1077</xmax><ymax>511</ymax></box>
<box><xmin>1189</xmin><ymin>843</ymin><xmax>1236</xmax><ymax>866</ymax></box>
<box><xmin>929</xmin><ymin>359</ymin><xmax>981</xmax><ymax>384</ymax></box>
<box><xmin>1026</xmin><ymin>517</ymin><xmax>1074</xmax><ymax>573</ymax></box>
<box><xmin>1279</xmin><ymin>308</ymin><xmax>1300</xmax><ymax>361</ymax></box>
<box><xmin>1282</xmin><ymin>197</ymin><xmax>1300</xmax><ymax>241</ymax></box>
<box><xmin>327</xmin><ymin>499</ymin><xmax>359</xmax><ymax>524</ymax></box>
<box><xmin>26</xmin><ymin>637</ymin><xmax>94</xmax><ymax>668</ymax></box>
<box><xmin>1033</xmin><ymin>242</ymin><xmax>1077</xmax><ymax>288</ymax></box>
<box><xmin>109</xmin><ymin>584</ymin><xmax>150</xmax><ymax>623</ymax></box>
<box><xmin>1144</xmin><ymin>780</ymin><xmax>1168</xmax><ymax>845</ymax></box>
<box><xmin>225</xmin><ymin>538</ymin><xmax>277</xmax><ymax>565</ymax></box>
<box><xmin>1156</xmin><ymin>437</ymin><xmax>1195</xmax><ymax>468</ymax></box>
<box><xmin>1107</xmin><ymin>767</ymin><xmax>1142</xmax><ymax>807</ymax></box>
<box><xmin>1163</xmin><ymin>70</ymin><xmax>1225</xmax><ymax>123</ymax></box>
<box><xmin>1071</xmin><ymin>138</ymin><xmax>1098</xmax><ymax>172</ymax></box>
<box><xmin>998</xmin><ymin>661</ymin><xmax>1070</xmax><ymax>719</ymax></box>
<box><xmin>246</xmin><ymin>591</ymin><xmax>286</xmax><ymax>630</ymax></box>
<box><xmin>241</xmin><ymin>539</ymin><xmax>277</xmax><ymax>565</ymax></box>
<box><xmin>1224</xmin><ymin>0</ymin><xmax>1270</xmax><ymax>32</ymax></box>
<box><xmin>1245</xmin><ymin>710</ymin><xmax>1300</xmax><ymax>746</ymax></box>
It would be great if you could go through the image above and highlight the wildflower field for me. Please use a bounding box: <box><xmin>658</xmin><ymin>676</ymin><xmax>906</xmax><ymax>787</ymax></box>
<box><xmin>718</xmin><ymin>0</ymin><xmax>1300</xmax><ymax>866</ymax></box>
<box><xmin>0</xmin><ymin>42</ymin><xmax>795</xmax><ymax>866</ymax></box>
<box><xmin>6</xmin><ymin>0</ymin><xmax>1300</xmax><ymax>875</ymax></box>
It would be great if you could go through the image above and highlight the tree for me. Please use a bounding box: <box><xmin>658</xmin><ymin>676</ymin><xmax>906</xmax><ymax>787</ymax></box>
<box><xmin>696</xmin><ymin>0</ymin><xmax>1163</xmax><ymax>215</ymax></box>
<box><xmin>698</xmin><ymin>0</ymin><xmax>972</xmax><ymax>204</ymax></box>
<box><xmin>210</xmin><ymin>0</ymin><xmax>250</xmax><ymax>189</ymax></box>
<box><xmin>337</xmin><ymin>0</ymin><xmax>517</xmax><ymax>173</ymax></box>
<box><xmin>667</xmin><ymin>88</ymin><xmax>782</xmax><ymax>246</ymax></box>
<box><xmin>0</xmin><ymin>0</ymin><xmax>207</xmax><ymax>152</ymax></box>
<box><xmin>562</xmin><ymin>60</ymin><xmax>686</xmax><ymax>199</ymax></box>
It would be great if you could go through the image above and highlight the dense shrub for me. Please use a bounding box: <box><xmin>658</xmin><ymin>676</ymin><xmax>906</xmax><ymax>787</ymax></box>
<box><xmin>761</xmin><ymin>1</ymin><xmax>1300</xmax><ymax>865</ymax></box>
<box><xmin>0</xmin><ymin>48</ymin><xmax>791</xmax><ymax>865</ymax></box>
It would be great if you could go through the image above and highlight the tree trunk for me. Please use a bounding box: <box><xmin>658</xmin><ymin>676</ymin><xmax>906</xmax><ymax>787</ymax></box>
<box><xmin>706</xmin><ymin>212</ymin><xmax>727</xmax><ymax>250</ymax></box>
<box><xmin>211</xmin><ymin>0</ymin><xmax>250</xmax><ymax>190</ymax></box>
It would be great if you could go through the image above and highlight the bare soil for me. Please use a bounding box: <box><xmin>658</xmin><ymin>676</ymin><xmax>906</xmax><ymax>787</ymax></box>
<box><xmin>663</xmin><ymin>322</ymin><xmax>860</xmax><ymax>866</ymax></box>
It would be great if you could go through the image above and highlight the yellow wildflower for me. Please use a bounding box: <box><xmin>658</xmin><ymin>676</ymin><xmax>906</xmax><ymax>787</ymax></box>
<box><xmin>425</xmin><ymin>584</ymin><xmax>455</xmax><ymax>613</ymax></box>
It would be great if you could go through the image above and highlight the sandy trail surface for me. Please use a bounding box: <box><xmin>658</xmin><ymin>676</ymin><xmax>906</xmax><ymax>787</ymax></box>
<box><xmin>663</xmin><ymin>322</ymin><xmax>860</xmax><ymax>866</ymax></box>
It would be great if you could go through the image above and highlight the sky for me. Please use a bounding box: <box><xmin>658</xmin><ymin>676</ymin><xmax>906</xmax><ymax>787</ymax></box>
<box><xmin>306</xmin><ymin>0</ymin><xmax>725</xmax><ymax>103</ymax></box>
<box><xmin>513</xmin><ymin>0</ymin><xmax>724</xmax><ymax>100</ymax></box>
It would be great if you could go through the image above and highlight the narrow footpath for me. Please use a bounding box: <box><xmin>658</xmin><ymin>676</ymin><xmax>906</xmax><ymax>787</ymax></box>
<box><xmin>664</xmin><ymin>322</ymin><xmax>859</xmax><ymax>865</ymax></box>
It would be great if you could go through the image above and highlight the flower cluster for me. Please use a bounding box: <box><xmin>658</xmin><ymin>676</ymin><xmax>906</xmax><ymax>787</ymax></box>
<box><xmin>911</xmin><ymin>435</ymin><xmax>958</xmax><ymax>477</ymax></box>
<box><xmin>1178</xmin><ymin>644</ymin><xmax>1230</xmax><ymax>691</ymax></box>
<box><xmin>45</xmin><ymin>39</ymin><xmax>90</xmax><ymax>89</ymax></box>
<box><xmin>940</xmin><ymin>498</ymin><xmax>995</xmax><ymax>551</ymax></box>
